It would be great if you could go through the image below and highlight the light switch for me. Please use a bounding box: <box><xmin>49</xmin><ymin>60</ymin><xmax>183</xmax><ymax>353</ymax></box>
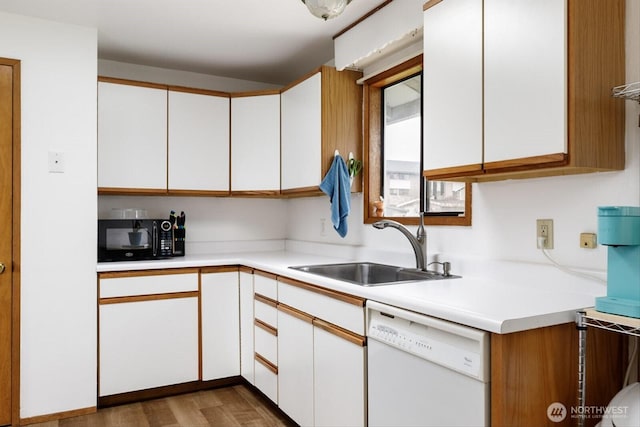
<box><xmin>48</xmin><ymin>151</ymin><xmax>65</xmax><ymax>173</ymax></box>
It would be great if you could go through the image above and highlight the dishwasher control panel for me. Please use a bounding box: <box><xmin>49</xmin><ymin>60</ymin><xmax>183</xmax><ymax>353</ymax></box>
<box><xmin>367</xmin><ymin>302</ymin><xmax>489</xmax><ymax>381</ymax></box>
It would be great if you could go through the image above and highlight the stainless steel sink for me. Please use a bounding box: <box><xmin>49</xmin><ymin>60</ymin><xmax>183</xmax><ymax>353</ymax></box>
<box><xmin>289</xmin><ymin>262</ymin><xmax>458</xmax><ymax>286</ymax></box>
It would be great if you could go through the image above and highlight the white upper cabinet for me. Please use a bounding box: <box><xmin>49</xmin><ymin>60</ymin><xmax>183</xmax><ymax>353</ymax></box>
<box><xmin>280</xmin><ymin>67</ymin><xmax>363</xmax><ymax>196</ymax></box>
<box><xmin>483</xmin><ymin>0</ymin><xmax>566</xmax><ymax>164</ymax></box>
<box><xmin>423</xmin><ymin>0</ymin><xmax>483</xmax><ymax>173</ymax></box>
<box><xmin>230</xmin><ymin>93</ymin><xmax>281</xmax><ymax>194</ymax></box>
<box><xmin>168</xmin><ymin>90</ymin><xmax>230</xmax><ymax>193</ymax></box>
<box><xmin>281</xmin><ymin>72</ymin><xmax>322</xmax><ymax>191</ymax></box>
<box><xmin>98</xmin><ymin>80</ymin><xmax>167</xmax><ymax>190</ymax></box>
<box><xmin>423</xmin><ymin>0</ymin><xmax>624</xmax><ymax>181</ymax></box>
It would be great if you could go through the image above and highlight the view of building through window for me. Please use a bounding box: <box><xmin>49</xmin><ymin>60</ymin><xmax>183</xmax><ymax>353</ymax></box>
<box><xmin>382</xmin><ymin>73</ymin><xmax>465</xmax><ymax>217</ymax></box>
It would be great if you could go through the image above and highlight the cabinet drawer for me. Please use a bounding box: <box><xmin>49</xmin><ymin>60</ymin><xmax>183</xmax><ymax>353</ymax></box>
<box><xmin>254</xmin><ymin>354</ymin><xmax>278</xmax><ymax>404</ymax></box>
<box><xmin>254</xmin><ymin>320</ymin><xmax>278</xmax><ymax>364</ymax></box>
<box><xmin>254</xmin><ymin>271</ymin><xmax>277</xmax><ymax>300</ymax></box>
<box><xmin>254</xmin><ymin>295</ymin><xmax>277</xmax><ymax>326</ymax></box>
<box><xmin>277</xmin><ymin>278</ymin><xmax>365</xmax><ymax>335</ymax></box>
<box><xmin>99</xmin><ymin>269</ymin><xmax>199</xmax><ymax>298</ymax></box>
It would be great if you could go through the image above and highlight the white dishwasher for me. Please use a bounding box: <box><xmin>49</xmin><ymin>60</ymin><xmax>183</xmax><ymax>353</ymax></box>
<box><xmin>367</xmin><ymin>301</ymin><xmax>490</xmax><ymax>427</ymax></box>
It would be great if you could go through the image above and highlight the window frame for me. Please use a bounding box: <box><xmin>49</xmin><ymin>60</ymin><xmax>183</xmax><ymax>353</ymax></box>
<box><xmin>363</xmin><ymin>55</ymin><xmax>472</xmax><ymax>226</ymax></box>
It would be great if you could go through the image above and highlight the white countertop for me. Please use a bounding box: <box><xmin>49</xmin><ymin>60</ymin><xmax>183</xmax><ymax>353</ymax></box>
<box><xmin>97</xmin><ymin>251</ymin><xmax>606</xmax><ymax>334</ymax></box>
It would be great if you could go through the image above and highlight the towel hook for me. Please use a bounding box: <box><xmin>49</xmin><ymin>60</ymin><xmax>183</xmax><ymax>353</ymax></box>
<box><xmin>334</xmin><ymin>149</ymin><xmax>340</xmax><ymax>157</ymax></box>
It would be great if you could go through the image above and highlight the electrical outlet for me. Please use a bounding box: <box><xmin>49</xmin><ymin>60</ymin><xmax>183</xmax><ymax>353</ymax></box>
<box><xmin>536</xmin><ymin>219</ymin><xmax>554</xmax><ymax>249</ymax></box>
<box><xmin>580</xmin><ymin>233</ymin><xmax>597</xmax><ymax>249</ymax></box>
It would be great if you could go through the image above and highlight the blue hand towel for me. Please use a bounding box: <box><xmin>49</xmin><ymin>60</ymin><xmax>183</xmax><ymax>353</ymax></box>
<box><xmin>320</xmin><ymin>155</ymin><xmax>351</xmax><ymax>237</ymax></box>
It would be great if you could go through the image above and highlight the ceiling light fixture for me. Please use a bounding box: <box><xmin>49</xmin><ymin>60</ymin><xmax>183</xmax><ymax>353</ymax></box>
<box><xmin>301</xmin><ymin>0</ymin><xmax>352</xmax><ymax>21</ymax></box>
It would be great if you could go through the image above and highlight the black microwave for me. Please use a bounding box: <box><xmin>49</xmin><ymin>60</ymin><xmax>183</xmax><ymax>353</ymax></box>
<box><xmin>98</xmin><ymin>219</ymin><xmax>174</xmax><ymax>262</ymax></box>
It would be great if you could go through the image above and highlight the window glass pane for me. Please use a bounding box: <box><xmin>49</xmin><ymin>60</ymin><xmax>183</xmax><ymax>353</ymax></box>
<box><xmin>381</xmin><ymin>71</ymin><xmax>466</xmax><ymax>219</ymax></box>
<box><xmin>382</xmin><ymin>75</ymin><xmax>422</xmax><ymax>217</ymax></box>
<box><xmin>426</xmin><ymin>180</ymin><xmax>466</xmax><ymax>214</ymax></box>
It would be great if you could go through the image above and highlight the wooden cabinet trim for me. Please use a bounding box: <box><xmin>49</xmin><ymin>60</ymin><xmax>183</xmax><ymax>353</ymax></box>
<box><xmin>254</xmin><ymin>319</ymin><xmax>278</xmax><ymax>336</ymax></box>
<box><xmin>423</xmin><ymin>164</ymin><xmax>483</xmax><ymax>180</ymax></box>
<box><xmin>98</xmin><ymin>76</ymin><xmax>168</xmax><ymax>90</ymax></box>
<box><xmin>254</xmin><ymin>293</ymin><xmax>277</xmax><ymax>307</ymax></box>
<box><xmin>483</xmin><ymin>153</ymin><xmax>568</xmax><ymax>172</ymax></box>
<box><xmin>313</xmin><ymin>318</ymin><xmax>366</xmax><ymax>347</ymax></box>
<box><xmin>98</xmin><ymin>187</ymin><xmax>168</xmax><ymax>196</ymax></box>
<box><xmin>239</xmin><ymin>266</ymin><xmax>254</xmax><ymax>274</ymax></box>
<box><xmin>280</xmin><ymin>187</ymin><xmax>323</xmax><ymax>197</ymax></box>
<box><xmin>200</xmin><ymin>266</ymin><xmax>239</xmax><ymax>274</ymax></box>
<box><xmin>254</xmin><ymin>352</ymin><xmax>278</xmax><ymax>374</ymax></box>
<box><xmin>168</xmin><ymin>85</ymin><xmax>229</xmax><ymax>98</ymax></box>
<box><xmin>166</xmin><ymin>189</ymin><xmax>230</xmax><ymax>197</ymax></box>
<box><xmin>99</xmin><ymin>291</ymin><xmax>199</xmax><ymax>305</ymax></box>
<box><xmin>277</xmin><ymin>276</ymin><xmax>365</xmax><ymax>307</ymax></box>
<box><xmin>254</xmin><ymin>270</ymin><xmax>277</xmax><ymax>281</ymax></box>
<box><xmin>229</xmin><ymin>190</ymin><xmax>281</xmax><ymax>197</ymax></box>
<box><xmin>98</xmin><ymin>268</ymin><xmax>200</xmax><ymax>279</ymax></box>
<box><xmin>277</xmin><ymin>303</ymin><xmax>314</xmax><ymax>324</ymax></box>
<box><xmin>423</xmin><ymin>0</ymin><xmax>443</xmax><ymax>11</ymax></box>
<box><xmin>231</xmin><ymin>89</ymin><xmax>281</xmax><ymax>98</ymax></box>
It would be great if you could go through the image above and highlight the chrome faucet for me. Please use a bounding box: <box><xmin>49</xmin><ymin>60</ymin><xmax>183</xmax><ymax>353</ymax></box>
<box><xmin>372</xmin><ymin>213</ymin><xmax>427</xmax><ymax>271</ymax></box>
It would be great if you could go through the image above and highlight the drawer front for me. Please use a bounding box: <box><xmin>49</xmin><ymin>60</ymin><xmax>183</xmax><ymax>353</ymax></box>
<box><xmin>254</xmin><ymin>297</ymin><xmax>278</xmax><ymax>327</ymax></box>
<box><xmin>254</xmin><ymin>322</ymin><xmax>278</xmax><ymax>364</ymax></box>
<box><xmin>254</xmin><ymin>271</ymin><xmax>277</xmax><ymax>300</ymax></box>
<box><xmin>278</xmin><ymin>280</ymin><xmax>365</xmax><ymax>335</ymax></box>
<box><xmin>254</xmin><ymin>355</ymin><xmax>278</xmax><ymax>404</ymax></box>
<box><xmin>99</xmin><ymin>269</ymin><xmax>199</xmax><ymax>298</ymax></box>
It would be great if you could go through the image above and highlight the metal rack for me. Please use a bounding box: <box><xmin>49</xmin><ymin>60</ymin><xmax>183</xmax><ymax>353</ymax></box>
<box><xmin>576</xmin><ymin>309</ymin><xmax>640</xmax><ymax>427</ymax></box>
<box><xmin>612</xmin><ymin>82</ymin><xmax>640</xmax><ymax>103</ymax></box>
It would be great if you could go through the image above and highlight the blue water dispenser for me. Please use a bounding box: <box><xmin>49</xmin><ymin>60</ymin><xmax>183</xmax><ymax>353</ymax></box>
<box><xmin>595</xmin><ymin>206</ymin><xmax>640</xmax><ymax>318</ymax></box>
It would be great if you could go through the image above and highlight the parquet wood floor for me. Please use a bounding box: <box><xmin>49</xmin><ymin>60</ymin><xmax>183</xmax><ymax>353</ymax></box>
<box><xmin>26</xmin><ymin>385</ymin><xmax>293</xmax><ymax>427</ymax></box>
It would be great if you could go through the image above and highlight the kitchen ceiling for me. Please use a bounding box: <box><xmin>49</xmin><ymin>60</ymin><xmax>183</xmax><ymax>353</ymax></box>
<box><xmin>0</xmin><ymin>0</ymin><xmax>388</xmax><ymax>85</ymax></box>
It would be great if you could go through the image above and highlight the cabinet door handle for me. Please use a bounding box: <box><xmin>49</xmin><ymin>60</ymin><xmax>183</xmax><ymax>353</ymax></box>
<box><xmin>0</xmin><ymin>263</ymin><xmax>5</xmax><ymax>274</ymax></box>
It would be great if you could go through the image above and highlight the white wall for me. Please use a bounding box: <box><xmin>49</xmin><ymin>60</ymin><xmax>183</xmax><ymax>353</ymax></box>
<box><xmin>0</xmin><ymin>12</ymin><xmax>97</xmax><ymax>419</ymax></box>
<box><xmin>98</xmin><ymin>196</ymin><xmax>288</xmax><ymax>254</ymax></box>
<box><xmin>287</xmin><ymin>0</ymin><xmax>640</xmax><ymax>273</ymax></box>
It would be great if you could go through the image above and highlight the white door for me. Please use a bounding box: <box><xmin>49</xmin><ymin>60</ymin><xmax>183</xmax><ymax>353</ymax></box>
<box><xmin>98</xmin><ymin>81</ymin><xmax>168</xmax><ymax>190</ymax></box>
<box><xmin>230</xmin><ymin>94</ymin><xmax>281</xmax><ymax>192</ymax></box>
<box><xmin>239</xmin><ymin>270</ymin><xmax>255</xmax><ymax>384</ymax></box>
<box><xmin>168</xmin><ymin>90</ymin><xmax>230</xmax><ymax>192</ymax></box>
<box><xmin>201</xmin><ymin>271</ymin><xmax>240</xmax><ymax>380</ymax></box>
<box><xmin>314</xmin><ymin>324</ymin><xmax>366</xmax><ymax>427</ymax></box>
<box><xmin>423</xmin><ymin>0</ymin><xmax>483</xmax><ymax>172</ymax></box>
<box><xmin>99</xmin><ymin>296</ymin><xmax>199</xmax><ymax>396</ymax></box>
<box><xmin>278</xmin><ymin>307</ymin><xmax>314</xmax><ymax>427</ymax></box>
<box><xmin>281</xmin><ymin>72</ymin><xmax>322</xmax><ymax>190</ymax></box>
<box><xmin>484</xmin><ymin>0</ymin><xmax>567</xmax><ymax>163</ymax></box>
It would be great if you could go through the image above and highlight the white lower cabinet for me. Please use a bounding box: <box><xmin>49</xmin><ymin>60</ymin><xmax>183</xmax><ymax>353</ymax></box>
<box><xmin>313</xmin><ymin>321</ymin><xmax>366</xmax><ymax>427</ymax></box>
<box><xmin>201</xmin><ymin>269</ymin><xmax>240</xmax><ymax>381</ymax></box>
<box><xmin>277</xmin><ymin>305</ymin><xmax>314</xmax><ymax>427</ymax></box>
<box><xmin>98</xmin><ymin>270</ymin><xmax>200</xmax><ymax>397</ymax></box>
<box><xmin>253</xmin><ymin>272</ymin><xmax>279</xmax><ymax>403</ymax></box>
<box><xmin>239</xmin><ymin>269</ymin><xmax>255</xmax><ymax>384</ymax></box>
<box><xmin>254</xmin><ymin>354</ymin><xmax>279</xmax><ymax>404</ymax></box>
<box><xmin>99</xmin><ymin>296</ymin><xmax>199</xmax><ymax>396</ymax></box>
<box><xmin>276</xmin><ymin>277</ymin><xmax>367</xmax><ymax>427</ymax></box>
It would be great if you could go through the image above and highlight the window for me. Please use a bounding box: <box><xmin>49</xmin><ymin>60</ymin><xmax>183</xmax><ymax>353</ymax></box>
<box><xmin>364</xmin><ymin>55</ymin><xmax>471</xmax><ymax>226</ymax></box>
